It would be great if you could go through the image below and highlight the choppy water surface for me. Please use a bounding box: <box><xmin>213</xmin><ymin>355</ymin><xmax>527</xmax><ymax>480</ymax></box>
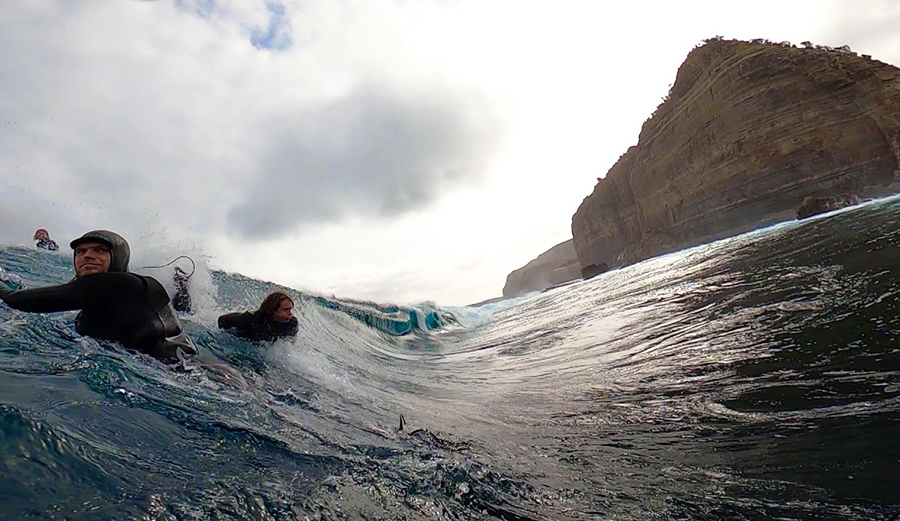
<box><xmin>2</xmin><ymin>197</ymin><xmax>900</xmax><ymax>520</ymax></box>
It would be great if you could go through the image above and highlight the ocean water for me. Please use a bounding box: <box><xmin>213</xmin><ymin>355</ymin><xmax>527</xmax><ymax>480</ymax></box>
<box><xmin>2</xmin><ymin>197</ymin><xmax>900</xmax><ymax>520</ymax></box>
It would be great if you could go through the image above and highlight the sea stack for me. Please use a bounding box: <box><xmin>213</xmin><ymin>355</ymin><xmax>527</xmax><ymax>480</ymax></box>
<box><xmin>502</xmin><ymin>239</ymin><xmax>582</xmax><ymax>298</ymax></box>
<box><xmin>572</xmin><ymin>38</ymin><xmax>900</xmax><ymax>277</ymax></box>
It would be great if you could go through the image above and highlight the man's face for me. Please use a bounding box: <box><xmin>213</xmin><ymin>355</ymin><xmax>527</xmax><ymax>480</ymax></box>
<box><xmin>272</xmin><ymin>299</ymin><xmax>294</xmax><ymax>323</ymax></box>
<box><xmin>35</xmin><ymin>230</ymin><xmax>49</xmax><ymax>241</ymax></box>
<box><xmin>74</xmin><ymin>242</ymin><xmax>111</xmax><ymax>277</ymax></box>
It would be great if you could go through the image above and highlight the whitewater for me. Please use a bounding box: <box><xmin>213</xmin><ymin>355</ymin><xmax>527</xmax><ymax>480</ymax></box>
<box><xmin>2</xmin><ymin>197</ymin><xmax>900</xmax><ymax>520</ymax></box>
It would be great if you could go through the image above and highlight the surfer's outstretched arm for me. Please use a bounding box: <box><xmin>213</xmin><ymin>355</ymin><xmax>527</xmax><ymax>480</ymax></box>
<box><xmin>0</xmin><ymin>273</ymin><xmax>144</xmax><ymax>313</ymax></box>
<box><xmin>218</xmin><ymin>312</ymin><xmax>251</xmax><ymax>330</ymax></box>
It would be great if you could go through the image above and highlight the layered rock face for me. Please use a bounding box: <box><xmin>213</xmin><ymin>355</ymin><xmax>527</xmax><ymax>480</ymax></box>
<box><xmin>572</xmin><ymin>39</ymin><xmax>900</xmax><ymax>275</ymax></box>
<box><xmin>503</xmin><ymin>239</ymin><xmax>582</xmax><ymax>298</ymax></box>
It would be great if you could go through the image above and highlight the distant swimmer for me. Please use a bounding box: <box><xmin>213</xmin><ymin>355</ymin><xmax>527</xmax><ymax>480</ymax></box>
<box><xmin>0</xmin><ymin>230</ymin><xmax>245</xmax><ymax>388</ymax></box>
<box><xmin>172</xmin><ymin>266</ymin><xmax>193</xmax><ymax>314</ymax></box>
<box><xmin>33</xmin><ymin>228</ymin><xmax>59</xmax><ymax>251</ymax></box>
<box><xmin>133</xmin><ymin>257</ymin><xmax>195</xmax><ymax>315</ymax></box>
<box><xmin>218</xmin><ymin>291</ymin><xmax>299</xmax><ymax>342</ymax></box>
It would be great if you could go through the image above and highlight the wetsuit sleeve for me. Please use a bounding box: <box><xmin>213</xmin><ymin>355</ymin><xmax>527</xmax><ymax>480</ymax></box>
<box><xmin>282</xmin><ymin>317</ymin><xmax>299</xmax><ymax>338</ymax></box>
<box><xmin>218</xmin><ymin>312</ymin><xmax>251</xmax><ymax>331</ymax></box>
<box><xmin>0</xmin><ymin>273</ymin><xmax>146</xmax><ymax>313</ymax></box>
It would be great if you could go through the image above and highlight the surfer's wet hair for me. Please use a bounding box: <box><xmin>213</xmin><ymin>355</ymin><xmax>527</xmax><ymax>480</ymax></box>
<box><xmin>259</xmin><ymin>291</ymin><xmax>293</xmax><ymax>316</ymax></box>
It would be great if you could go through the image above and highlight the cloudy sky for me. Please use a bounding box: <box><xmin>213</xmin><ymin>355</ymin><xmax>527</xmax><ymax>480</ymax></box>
<box><xmin>1</xmin><ymin>0</ymin><xmax>898</xmax><ymax>306</ymax></box>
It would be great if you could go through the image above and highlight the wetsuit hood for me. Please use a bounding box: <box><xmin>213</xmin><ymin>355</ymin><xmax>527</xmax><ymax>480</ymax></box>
<box><xmin>70</xmin><ymin>230</ymin><xmax>131</xmax><ymax>273</ymax></box>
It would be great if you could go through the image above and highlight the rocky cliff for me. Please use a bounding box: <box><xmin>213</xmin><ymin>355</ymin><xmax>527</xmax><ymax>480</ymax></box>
<box><xmin>502</xmin><ymin>239</ymin><xmax>582</xmax><ymax>298</ymax></box>
<box><xmin>572</xmin><ymin>38</ymin><xmax>900</xmax><ymax>277</ymax></box>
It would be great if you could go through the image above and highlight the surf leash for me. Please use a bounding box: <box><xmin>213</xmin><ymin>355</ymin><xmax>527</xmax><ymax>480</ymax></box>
<box><xmin>137</xmin><ymin>255</ymin><xmax>197</xmax><ymax>278</ymax></box>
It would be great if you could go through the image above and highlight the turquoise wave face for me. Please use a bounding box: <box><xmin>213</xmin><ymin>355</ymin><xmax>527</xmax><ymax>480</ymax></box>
<box><xmin>3</xmin><ymin>196</ymin><xmax>900</xmax><ymax>519</ymax></box>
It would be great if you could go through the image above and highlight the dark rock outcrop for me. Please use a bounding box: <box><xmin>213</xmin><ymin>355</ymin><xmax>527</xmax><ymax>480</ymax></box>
<box><xmin>581</xmin><ymin>262</ymin><xmax>609</xmax><ymax>280</ymax></box>
<box><xmin>796</xmin><ymin>194</ymin><xmax>861</xmax><ymax>219</ymax></box>
<box><xmin>502</xmin><ymin>239</ymin><xmax>582</xmax><ymax>298</ymax></box>
<box><xmin>572</xmin><ymin>38</ymin><xmax>900</xmax><ymax>276</ymax></box>
<box><xmin>467</xmin><ymin>295</ymin><xmax>505</xmax><ymax>307</ymax></box>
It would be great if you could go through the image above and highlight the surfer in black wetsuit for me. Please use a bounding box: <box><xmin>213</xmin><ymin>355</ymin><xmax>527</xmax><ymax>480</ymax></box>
<box><xmin>33</xmin><ymin>228</ymin><xmax>59</xmax><ymax>251</ymax></box>
<box><xmin>172</xmin><ymin>266</ymin><xmax>192</xmax><ymax>314</ymax></box>
<box><xmin>0</xmin><ymin>230</ymin><xmax>244</xmax><ymax>387</ymax></box>
<box><xmin>218</xmin><ymin>291</ymin><xmax>299</xmax><ymax>342</ymax></box>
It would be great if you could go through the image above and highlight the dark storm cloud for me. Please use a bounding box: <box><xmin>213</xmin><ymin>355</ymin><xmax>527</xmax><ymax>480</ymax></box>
<box><xmin>226</xmin><ymin>80</ymin><xmax>504</xmax><ymax>239</ymax></box>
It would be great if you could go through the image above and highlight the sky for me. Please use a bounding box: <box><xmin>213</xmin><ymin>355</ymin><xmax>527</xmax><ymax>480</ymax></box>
<box><xmin>1</xmin><ymin>0</ymin><xmax>898</xmax><ymax>306</ymax></box>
